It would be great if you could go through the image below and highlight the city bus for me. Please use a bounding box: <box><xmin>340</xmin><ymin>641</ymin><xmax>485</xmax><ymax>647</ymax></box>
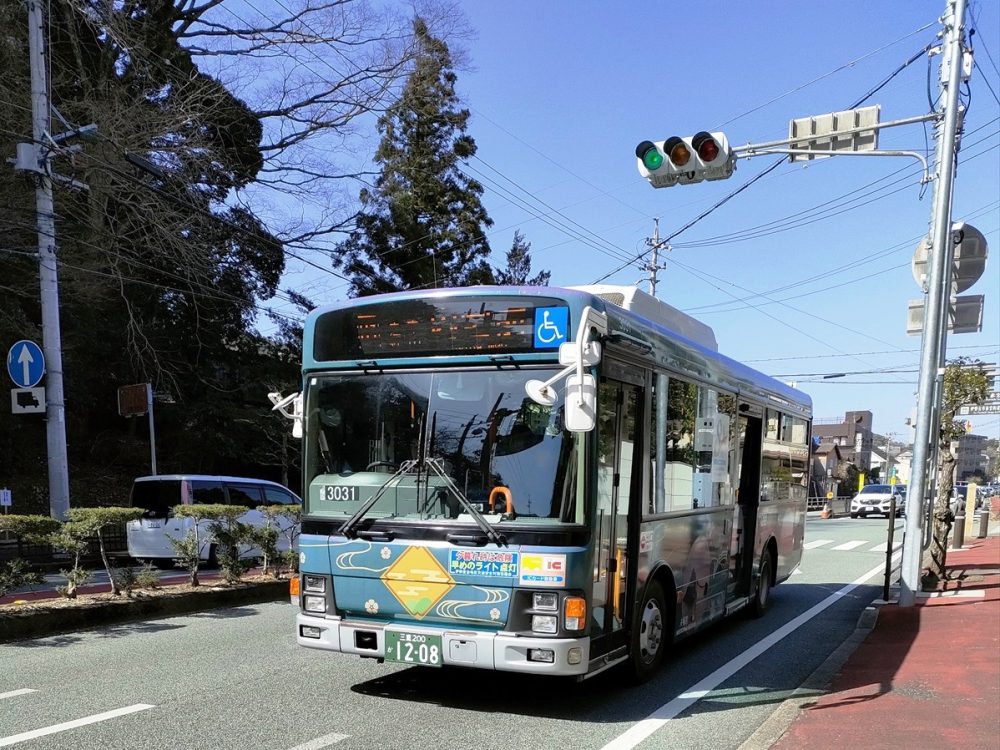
<box><xmin>279</xmin><ymin>284</ymin><xmax>811</xmax><ymax>680</ymax></box>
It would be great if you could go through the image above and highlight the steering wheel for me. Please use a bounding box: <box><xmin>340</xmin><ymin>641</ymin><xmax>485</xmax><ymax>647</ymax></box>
<box><xmin>366</xmin><ymin>461</ymin><xmax>399</xmax><ymax>472</ymax></box>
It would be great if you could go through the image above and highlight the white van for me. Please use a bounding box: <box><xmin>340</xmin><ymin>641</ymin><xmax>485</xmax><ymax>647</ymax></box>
<box><xmin>125</xmin><ymin>475</ymin><xmax>301</xmax><ymax>564</ymax></box>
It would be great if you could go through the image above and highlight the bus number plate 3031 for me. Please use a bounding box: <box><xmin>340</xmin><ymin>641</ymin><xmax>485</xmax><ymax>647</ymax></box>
<box><xmin>384</xmin><ymin>631</ymin><xmax>443</xmax><ymax>667</ymax></box>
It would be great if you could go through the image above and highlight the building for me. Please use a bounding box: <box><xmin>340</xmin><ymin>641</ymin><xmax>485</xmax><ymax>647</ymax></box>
<box><xmin>955</xmin><ymin>433</ymin><xmax>989</xmax><ymax>481</ymax></box>
<box><xmin>813</xmin><ymin>410</ymin><xmax>874</xmax><ymax>471</ymax></box>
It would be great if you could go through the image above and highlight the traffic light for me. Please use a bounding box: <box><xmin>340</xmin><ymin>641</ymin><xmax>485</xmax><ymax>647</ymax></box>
<box><xmin>635</xmin><ymin>131</ymin><xmax>735</xmax><ymax>188</ymax></box>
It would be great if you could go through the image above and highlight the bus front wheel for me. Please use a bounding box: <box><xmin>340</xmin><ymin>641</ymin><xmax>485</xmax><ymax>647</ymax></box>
<box><xmin>630</xmin><ymin>579</ymin><xmax>669</xmax><ymax>682</ymax></box>
<box><xmin>748</xmin><ymin>552</ymin><xmax>773</xmax><ymax>618</ymax></box>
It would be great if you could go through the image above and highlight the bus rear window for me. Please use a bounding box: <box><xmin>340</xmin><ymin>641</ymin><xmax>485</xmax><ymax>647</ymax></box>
<box><xmin>130</xmin><ymin>480</ymin><xmax>183</xmax><ymax>518</ymax></box>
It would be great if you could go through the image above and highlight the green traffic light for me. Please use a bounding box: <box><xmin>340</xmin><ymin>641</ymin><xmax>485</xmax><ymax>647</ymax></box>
<box><xmin>642</xmin><ymin>148</ymin><xmax>663</xmax><ymax>170</ymax></box>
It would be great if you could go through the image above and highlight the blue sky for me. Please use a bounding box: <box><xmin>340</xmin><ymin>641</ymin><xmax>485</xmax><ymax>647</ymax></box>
<box><xmin>264</xmin><ymin>0</ymin><xmax>1000</xmax><ymax>444</ymax></box>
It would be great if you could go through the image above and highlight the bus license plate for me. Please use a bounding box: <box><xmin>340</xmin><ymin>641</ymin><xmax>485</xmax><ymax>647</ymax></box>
<box><xmin>385</xmin><ymin>631</ymin><xmax>443</xmax><ymax>667</ymax></box>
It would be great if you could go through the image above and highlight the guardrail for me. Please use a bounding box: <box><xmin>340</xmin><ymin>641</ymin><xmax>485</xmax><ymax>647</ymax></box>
<box><xmin>807</xmin><ymin>496</ymin><xmax>851</xmax><ymax>514</ymax></box>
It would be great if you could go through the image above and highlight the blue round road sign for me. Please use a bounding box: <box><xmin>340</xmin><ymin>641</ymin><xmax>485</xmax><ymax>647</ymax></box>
<box><xmin>7</xmin><ymin>340</ymin><xmax>45</xmax><ymax>388</ymax></box>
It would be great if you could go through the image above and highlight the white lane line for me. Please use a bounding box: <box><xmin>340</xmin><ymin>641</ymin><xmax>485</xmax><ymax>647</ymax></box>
<box><xmin>0</xmin><ymin>690</ymin><xmax>36</xmax><ymax>701</ymax></box>
<box><xmin>0</xmin><ymin>704</ymin><xmax>154</xmax><ymax>748</ymax></box>
<box><xmin>599</xmin><ymin>554</ymin><xmax>899</xmax><ymax>750</ymax></box>
<box><xmin>803</xmin><ymin>539</ymin><xmax>834</xmax><ymax>550</ymax></box>
<box><xmin>831</xmin><ymin>540</ymin><xmax>867</xmax><ymax>551</ymax></box>
<box><xmin>286</xmin><ymin>732</ymin><xmax>350</xmax><ymax>750</ymax></box>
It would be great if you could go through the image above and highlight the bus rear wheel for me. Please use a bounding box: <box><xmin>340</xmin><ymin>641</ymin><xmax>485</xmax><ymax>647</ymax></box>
<box><xmin>630</xmin><ymin>579</ymin><xmax>669</xmax><ymax>682</ymax></box>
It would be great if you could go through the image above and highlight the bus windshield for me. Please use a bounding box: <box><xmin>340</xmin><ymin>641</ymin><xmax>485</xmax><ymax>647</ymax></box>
<box><xmin>303</xmin><ymin>369</ymin><xmax>582</xmax><ymax>526</ymax></box>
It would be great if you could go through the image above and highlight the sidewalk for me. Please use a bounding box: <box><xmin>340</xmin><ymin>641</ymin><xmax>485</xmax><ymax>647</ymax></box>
<box><xmin>772</xmin><ymin>533</ymin><xmax>1000</xmax><ymax>750</ymax></box>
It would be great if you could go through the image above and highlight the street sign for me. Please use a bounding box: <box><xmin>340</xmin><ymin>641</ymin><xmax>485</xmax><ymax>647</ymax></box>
<box><xmin>912</xmin><ymin>222</ymin><xmax>989</xmax><ymax>292</ymax></box>
<box><xmin>6</xmin><ymin>340</ymin><xmax>45</xmax><ymax>388</ymax></box>
<box><xmin>11</xmin><ymin>387</ymin><xmax>45</xmax><ymax>414</ymax></box>
<box><xmin>788</xmin><ymin>105</ymin><xmax>880</xmax><ymax>161</ymax></box>
<box><xmin>0</xmin><ymin>489</ymin><xmax>11</xmax><ymax>507</ymax></box>
<box><xmin>906</xmin><ymin>295</ymin><xmax>984</xmax><ymax>335</ymax></box>
<box><xmin>118</xmin><ymin>383</ymin><xmax>150</xmax><ymax>417</ymax></box>
<box><xmin>958</xmin><ymin>402</ymin><xmax>1000</xmax><ymax>415</ymax></box>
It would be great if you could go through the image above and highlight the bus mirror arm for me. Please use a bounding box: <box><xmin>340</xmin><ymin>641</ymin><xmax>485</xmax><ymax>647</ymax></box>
<box><xmin>524</xmin><ymin>306</ymin><xmax>608</xmax><ymax>413</ymax></box>
<box><xmin>268</xmin><ymin>391</ymin><xmax>303</xmax><ymax>439</ymax></box>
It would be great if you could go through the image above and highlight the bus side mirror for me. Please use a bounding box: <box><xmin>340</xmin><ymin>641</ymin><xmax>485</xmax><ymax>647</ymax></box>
<box><xmin>268</xmin><ymin>391</ymin><xmax>303</xmax><ymax>439</ymax></box>
<box><xmin>564</xmin><ymin>374</ymin><xmax>597</xmax><ymax>432</ymax></box>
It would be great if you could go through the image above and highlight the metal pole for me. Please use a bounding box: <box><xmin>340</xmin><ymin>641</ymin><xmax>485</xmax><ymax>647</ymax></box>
<box><xmin>26</xmin><ymin>0</ymin><xmax>70</xmax><ymax>520</ymax></box>
<box><xmin>900</xmin><ymin>0</ymin><xmax>968</xmax><ymax>607</ymax></box>
<box><xmin>883</xmin><ymin>496</ymin><xmax>897</xmax><ymax>601</ymax></box>
<box><xmin>647</xmin><ymin>218</ymin><xmax>664</xmax><ymax>296</ymax></box>
<box><xmin>146</xmin><ymin>383</ymin><xmax>157</xmax><ymax>475</ymax></box>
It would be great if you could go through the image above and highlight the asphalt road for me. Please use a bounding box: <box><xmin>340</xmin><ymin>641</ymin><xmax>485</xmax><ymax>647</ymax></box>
<box><xmin>1</xmin><ymin>515</ymin><xmax>902</xmax><ymax>750</ymax></box>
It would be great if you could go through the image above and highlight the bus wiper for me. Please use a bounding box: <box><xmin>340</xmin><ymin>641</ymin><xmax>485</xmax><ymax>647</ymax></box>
<box><xmin>339</xmin><ymin>461</ymin><xmax>418</xmax><ymax>539</ymax></box>
<box><xmin>421</xmin><ymin>457</ymin><xmax>507</xmax><ymax>547</ymax></box>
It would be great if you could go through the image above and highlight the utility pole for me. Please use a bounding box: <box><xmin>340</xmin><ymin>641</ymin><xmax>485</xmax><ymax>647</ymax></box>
<box><xmin>644</xmin><ymin>218</ymin><xmax>669</xmax><ymax>296</ymax></box>
<box><xmin>19</xmin><ymin>0</ymin><xmax>69</xmax><ymax>519</ymax></box>
<box><xmin>900</xmin><ymin>0</ymin><xmax>969</xmax><ymax>607</ymax></box>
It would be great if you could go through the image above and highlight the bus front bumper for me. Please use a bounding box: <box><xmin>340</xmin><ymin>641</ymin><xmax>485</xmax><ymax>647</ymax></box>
<box><xmin>295</xmin><ymin>613</ymin><xmax>590</xmax><ymax>676</ymax></box>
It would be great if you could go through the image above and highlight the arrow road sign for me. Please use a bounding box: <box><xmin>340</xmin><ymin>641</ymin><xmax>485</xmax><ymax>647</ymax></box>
<box><xmin>7</xmin><ymin>340</ymin><xmax>45</xmax><ymax>388</ymax></box>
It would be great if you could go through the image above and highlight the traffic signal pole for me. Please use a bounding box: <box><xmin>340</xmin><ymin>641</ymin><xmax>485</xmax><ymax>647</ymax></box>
<box><xmin>25</xmin><ymin>0</ymin><xmax>70</xmax><ymax>519</ymax></box>
<box><xmin>899</xmin><ymin>0</ymin><xmax>968</xmax><ymax>607</ymax></box>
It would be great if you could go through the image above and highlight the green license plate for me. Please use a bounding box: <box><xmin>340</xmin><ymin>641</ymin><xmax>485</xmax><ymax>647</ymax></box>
<box><xmin>384</xmin><ymin>631</ymin><xmax>443</xmax><ymax>667</ymax></box>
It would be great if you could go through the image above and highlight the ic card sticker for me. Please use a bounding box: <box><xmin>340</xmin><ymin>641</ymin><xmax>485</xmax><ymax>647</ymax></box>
<box><xmin>518</xmin><ymin>553</ymin><xmax>567</xmax><ymax>587</ymax></box>
<box><xmin>448</xmin><ymin>549</ymin><xmax>519</xmax><ymax>578</ymax></box>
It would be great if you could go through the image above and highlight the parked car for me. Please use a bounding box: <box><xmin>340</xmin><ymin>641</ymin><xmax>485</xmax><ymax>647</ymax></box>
<box><xmin>126</xmin><ymin>474</ymin><xmax>301</xmax><ymax>565</ymax></box>
<box><xmin>850</xmin><ymin>484</ymin><xmax>905</xmax><ymax>518</ymax></box>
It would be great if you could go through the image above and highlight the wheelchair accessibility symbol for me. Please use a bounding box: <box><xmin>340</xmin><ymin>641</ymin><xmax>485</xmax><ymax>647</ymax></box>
<box><xmin>533</xmin><ymin>307</ymin><xmax>568</xmax><ymax>349</ymax></box>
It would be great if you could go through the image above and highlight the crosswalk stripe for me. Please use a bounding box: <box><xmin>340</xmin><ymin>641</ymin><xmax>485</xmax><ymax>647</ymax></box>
<box><xmin>831</xmin><ymin>540</ymin><xmax>868</xmax><ymax>551</ymax></box>
<box><xmin>803</xmin><ymin>539</ymin><xmax>834</xmax><ymax>550</ymax></box>
<box><xmin>869</xmin><ymin>541</ymin><xmax>903</xmax><ymax>553</ymax></box>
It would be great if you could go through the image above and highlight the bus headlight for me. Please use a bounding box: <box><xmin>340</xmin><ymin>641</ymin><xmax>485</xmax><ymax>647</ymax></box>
<box><xmin>564</xmin><ymin>597</ymin><xmax>586</xmax><ymax>631</ymax></box>
<box><xmin>532</xmin><ymin>592</ymin><xmax>558</xmax><ymax>611</ymax></box>
<box><xmin>303</xmin><ymin>575</ymin><xmax>326</xmax><ymax>593</ymax></box>
<box><xmin>531</xmin><ymin>615</ymin><xmax>558</xmax><ymax>634</ymax></box>
<box><xmin>303</xmin><ymin>595</ymin><xmax>327</xmax><ymax>613</ymax></box>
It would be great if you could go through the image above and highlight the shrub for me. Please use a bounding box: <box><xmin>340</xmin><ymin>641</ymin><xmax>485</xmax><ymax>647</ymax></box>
<box><xmin>253</xmin><ymin>504</ymin><xmax>301</xmax><ymax>578</ymax></box>
<box><xmin>135</xmin><ymin>563</ymin><xmax>160</xmax><ymax>590</ymax></box>
<box><xmin>172</xmin><ymin>504</ymin><xmax>255</xmax><ymax>585</ymax></box>
<box><xmin>65</xmin><ymin>507</ymin><xmax>144</xmax><ymax>596</ymax></box>
<box><xmin>48</xmin><ymin>522</ymin><xmax>93</xmax><ymax>598</ymax></box>
<box><xmin>0</xmin><ymin>559</ymin><xmax>43</xmax><ymax>598</ymax></box>
<box><xmin>114</xmin><ymin>566</ymin><xmax>138</xmax><ymax>598</ymax></box>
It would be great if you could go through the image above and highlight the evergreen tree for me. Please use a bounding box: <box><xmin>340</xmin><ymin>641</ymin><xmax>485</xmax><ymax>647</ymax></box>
<box><xmin>337</xmin><ymin>18</ymin><xmax>495</xmax><ymax>296</ymax></box>
<box><xmin>494</xmin><ymin>230</ymin><xmax>550</xmax><ymax>286</ymax></box>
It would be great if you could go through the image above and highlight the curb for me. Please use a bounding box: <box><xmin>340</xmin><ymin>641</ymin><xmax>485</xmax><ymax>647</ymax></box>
<box><xmin>0</xmin><ymin>579</ymin><xmax>289</xmax><ymax>643</ymax></box>
<box><xmin>736</xmin><ymin>602</ymin><xmax>884</xmax><ymax>750</ymax></box>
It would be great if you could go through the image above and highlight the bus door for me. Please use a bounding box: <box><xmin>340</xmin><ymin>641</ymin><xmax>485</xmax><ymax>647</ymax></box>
<box><xmin>591</xmin><ymin>374</ymin><xmax>644</xmax><ymax>657</ymax></box>
<box><xmin>730</xmin><ymin>405</ymin><xmax>763</xmax><ymax>598</ymax></box>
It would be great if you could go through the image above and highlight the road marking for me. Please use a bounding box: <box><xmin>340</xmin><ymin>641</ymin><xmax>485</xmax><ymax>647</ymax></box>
<box><xmin>830</xmin><ymin>540</ymin><xmax>867</xmax><ymax>551</ymax></box>
<box><xmin>286</xmin><ymin>732</ymin><xmax>350</xmax><ymax>750</ymax></box>
<box><xmin>599</xmin><ymin>555</ymin><xmax>899</xmax><ymax>750</ymax></box>
<box><xmin>0</xmin><ymin>704</ymin><xmax>154</xmax><ymax>747</ymax></box>
<box><xmin>0</xmin><ymin>690</ymin><xmax>36</xmax><ymax>701</ymax></box>
<box><xmin>869</xmin><ymin>541</ymin><xmax>903</xmax><ymax>553</ymax></box>
<box><xmin>803</xmin><ymin>539</ymin><xmax>833</xmax><ymax>549</ymax></box>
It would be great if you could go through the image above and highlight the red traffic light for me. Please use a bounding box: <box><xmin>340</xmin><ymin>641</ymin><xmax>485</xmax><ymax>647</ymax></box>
<box><xmin>692</xmin><ymin>131</ymin><xmax>720</xmax><ymax>162</ymax></box>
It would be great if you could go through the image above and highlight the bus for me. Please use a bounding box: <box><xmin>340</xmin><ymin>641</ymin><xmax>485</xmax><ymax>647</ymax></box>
<box><xmin>278</xmin><ymin>284</ymin><xmax>811</xmax><ymax>680</ymax></box>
